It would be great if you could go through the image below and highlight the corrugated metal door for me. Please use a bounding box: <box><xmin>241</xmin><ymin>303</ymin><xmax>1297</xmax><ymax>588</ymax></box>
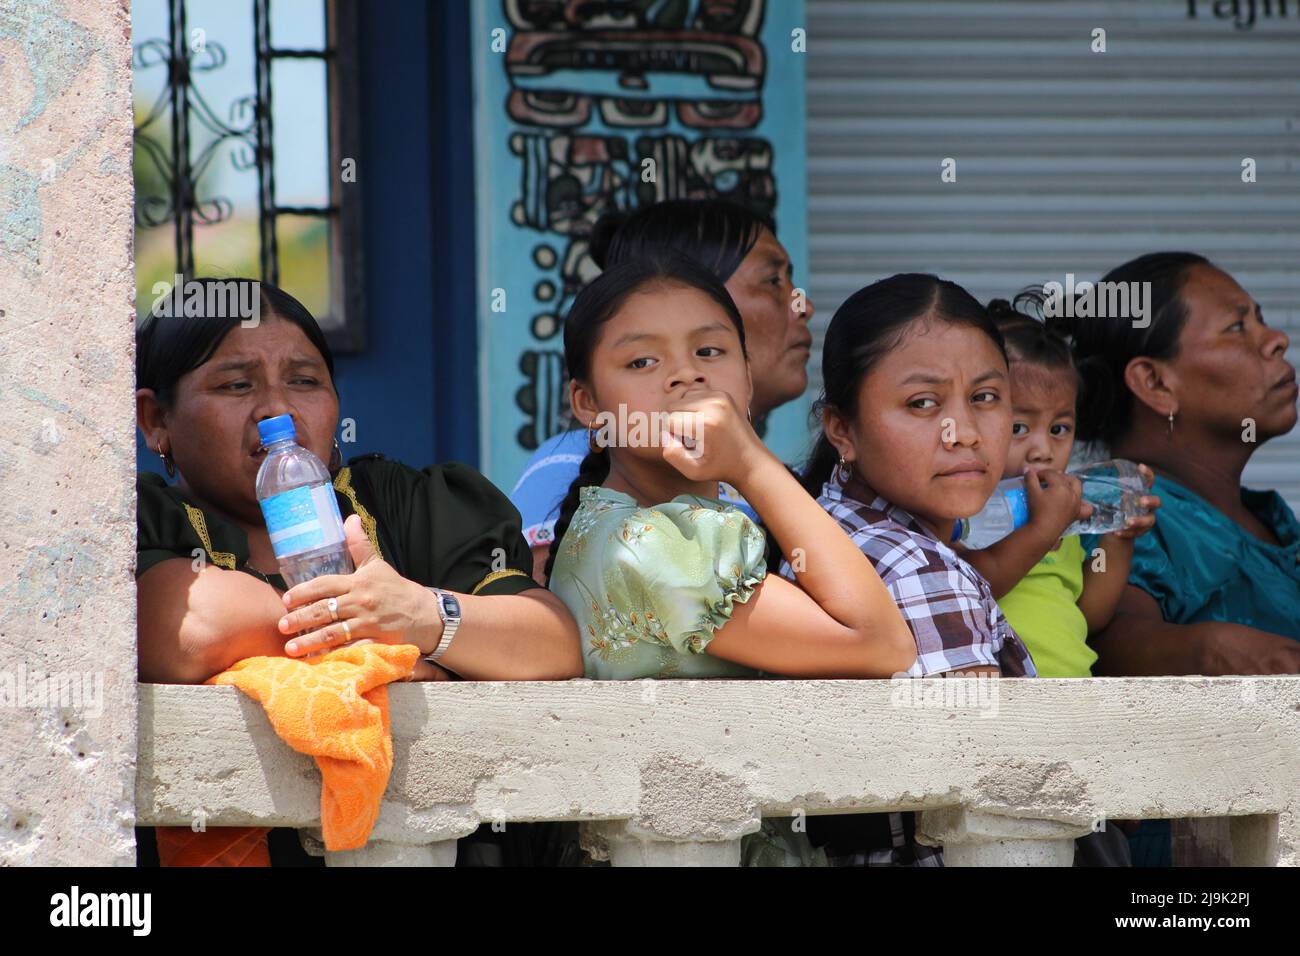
<box><xmin>806</xmin><ymin>0</ymin><xmax>1300</xmax><ymax>507</ymax></box>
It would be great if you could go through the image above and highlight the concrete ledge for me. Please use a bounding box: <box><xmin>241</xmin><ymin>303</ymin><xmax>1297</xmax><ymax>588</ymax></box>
<box><xmin>136</xmin><ymin>677</ymin><xmax>1300</xmax><ymax>864</ymax></box>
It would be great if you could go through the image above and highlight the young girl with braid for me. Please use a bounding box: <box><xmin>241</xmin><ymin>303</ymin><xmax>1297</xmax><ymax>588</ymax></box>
<box><xmin>543</xmin><ymin>253</ymin><xmax>915</xmax><ymax>866</ymax></box>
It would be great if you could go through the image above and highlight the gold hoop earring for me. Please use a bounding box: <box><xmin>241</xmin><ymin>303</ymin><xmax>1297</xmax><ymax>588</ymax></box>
<box><xmin>587</xmin><ymin>419</ymin><xmax>606</xmax><ymax>454</ymax></box>
<box><xmin>158</xmin><ymin>446</ymin><xmax>176</xmax><ymax>479</ymax></box>
<box><xmin>836</xmin><ymin>455</ymin><xmax>853</xmax><ymax>484</ymax></box>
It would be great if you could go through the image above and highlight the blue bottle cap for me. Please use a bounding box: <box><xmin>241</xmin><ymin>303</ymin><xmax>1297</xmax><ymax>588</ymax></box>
<box><xmin>257</xmin><ymin>414</ymin><xmax>296</xmax><ymax>446</ymax></box>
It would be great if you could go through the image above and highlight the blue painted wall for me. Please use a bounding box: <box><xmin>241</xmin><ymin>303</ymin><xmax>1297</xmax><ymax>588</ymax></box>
<box><xmin>334</xmin><ymin>0</ymin><xmax>479</xmax><ymax>470</ymax></box>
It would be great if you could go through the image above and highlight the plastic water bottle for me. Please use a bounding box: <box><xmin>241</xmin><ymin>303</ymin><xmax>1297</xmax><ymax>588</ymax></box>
<box><xmin>1065</xmin><ymin>459</ymin><xmax>1149</xmax><ymax>535</ymax></box>
<box><xmin>255</xmin><ymin>414</ymin><xmax>354</xmax><ymax>587</ymax></box>
<box><xmin>951</xmin><ymin>459</ymin><xmax>1147</xmax><ymax>549</ymax></box>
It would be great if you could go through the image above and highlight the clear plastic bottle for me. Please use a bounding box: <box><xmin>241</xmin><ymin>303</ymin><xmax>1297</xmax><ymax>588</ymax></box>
<box><xmin>255</xmin><ymin>414</ymin><xmax>354</xmax><ymax>587</ymax></box>
<box><xmin>1065</xmin><ymin>459</ymin><xmax>1148</xmax><ymax>535</ymax></box>
<box><xmin>951</xmin><ymin>459</ymin><xmax>1147</xmax><ymax>549</ymax></box>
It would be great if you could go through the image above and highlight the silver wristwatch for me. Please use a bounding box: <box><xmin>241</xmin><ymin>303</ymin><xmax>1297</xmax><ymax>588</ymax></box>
<box><xmin>424</xmin><ymin>587</ymin><xmax>461</xmax><ymax>663</ymax></box>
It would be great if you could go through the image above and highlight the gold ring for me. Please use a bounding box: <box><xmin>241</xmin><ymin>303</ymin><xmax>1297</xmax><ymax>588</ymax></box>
<box><xmin>340</xmin><ymin>619</ymin><xmax>351</xmax><ymax>642</ymax></box>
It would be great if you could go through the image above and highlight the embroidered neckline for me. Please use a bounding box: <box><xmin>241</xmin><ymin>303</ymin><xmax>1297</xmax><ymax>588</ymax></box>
<box><xmin>581</xmin><ymin>485</ymin><xmax>730</xmax><ymax>510</ymax></box>
<box><xmin>181</xmin><ymin>502</ymin><xmax>238</xmax><ymax>571</ymax></box>
<box><xmin>332</xmin><ymin>466</ymin><xmax>384</xmax><ymax>559</ymax></box>
<box><xmin>172</xmin><ymin>470</ymin><xmax>381</xmax><ymax>581</ymax></box>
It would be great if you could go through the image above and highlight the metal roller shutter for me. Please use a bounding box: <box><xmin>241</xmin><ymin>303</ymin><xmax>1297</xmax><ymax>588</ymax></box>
<box><xmin>806</xmin><ymin>0</ymin><xmax>1300</xmax><ymax>508</ymax></box>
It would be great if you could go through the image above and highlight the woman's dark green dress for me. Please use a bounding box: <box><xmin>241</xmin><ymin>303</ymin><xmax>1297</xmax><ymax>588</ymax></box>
<box><xmin>136</xmin><ymin>453</ymin><xmax>576</xmax><ymax>866</ymax></box>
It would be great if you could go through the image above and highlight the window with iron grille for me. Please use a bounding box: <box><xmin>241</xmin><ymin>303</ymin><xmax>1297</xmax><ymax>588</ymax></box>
<box><xmin>132</xmin><ymin>0</ymin><xmax>364</xmax><ymax>350</ymax></box>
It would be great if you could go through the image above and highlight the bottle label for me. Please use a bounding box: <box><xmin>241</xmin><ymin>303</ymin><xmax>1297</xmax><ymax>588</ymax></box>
<box><xmin>260</xmin><ymin>484</ymin><xmax>346</xmax><ymax>559</ymax></box>
<box><xmin>1004</xmin><ymin>485</ymin><xmax>1031</xmax><ymax>530</ymax></box>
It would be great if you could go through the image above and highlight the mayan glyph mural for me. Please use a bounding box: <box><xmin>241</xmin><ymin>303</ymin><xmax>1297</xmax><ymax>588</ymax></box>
<box><xmin>474</xmin><ymin>0</ymin><xmax>807</xmax><ymax>484</ymax></box>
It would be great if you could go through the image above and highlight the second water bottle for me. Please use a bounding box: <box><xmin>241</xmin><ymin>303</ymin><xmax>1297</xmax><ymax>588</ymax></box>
<box><xmin>951</xmin><ymin>459</ymin><xmax>1147</xmax><ymax>549</ymax></box>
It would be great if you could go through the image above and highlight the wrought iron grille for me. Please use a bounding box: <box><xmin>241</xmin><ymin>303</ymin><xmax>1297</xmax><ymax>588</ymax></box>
<box><xmin>133</xmin><ymin>0</ymin><xmax>364</xmax><ymax>350</ymax></box>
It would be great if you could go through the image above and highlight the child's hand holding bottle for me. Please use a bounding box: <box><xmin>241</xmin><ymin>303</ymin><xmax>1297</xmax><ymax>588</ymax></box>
<box><xmin>1023</xmin><ymin>467</ymin><xmax>1093</xmax><ymax>549</ymax></box>
<box><xmin>1100</xmin><ymin>463</ymin><xmax>1161</xmax><ymax>541</ymax></box>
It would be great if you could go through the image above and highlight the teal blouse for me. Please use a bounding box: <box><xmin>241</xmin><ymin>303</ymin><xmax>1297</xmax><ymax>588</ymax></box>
<box><xmin>548</xmin><ymin>486</ymin><xmax>769</xmax><ymax>680</ymax></box>
<box><xmin>1128</xmin><ymin>475</ymin><xmax>1300</xmax><ymax>639</ymax></box>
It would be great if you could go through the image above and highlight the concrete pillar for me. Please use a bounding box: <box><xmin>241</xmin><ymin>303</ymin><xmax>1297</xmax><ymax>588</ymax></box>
<box><xmin>582</xmin><ymin>820</ymin><xmax>744</xmax><ymax>867</ymax></box>
<box><xmin>1276</xmin><ymin>806</ymin><xmax>1300</xmax><ymax>867</ymax></box>
<box><xmin>325</xmin><ymin>839</ymin><xmax>459</xmax><ymax>867</ymax></box>
<box><xmin>608</xmin><ymin>836</ymin><xmax>742</xmax><ymax>867</ymax></box>
<box><xmin>917</xmin><ymin>808</ymin><xmax>1093</xmax><ymax>867</ymax></box>
<box><xmin>1228</xmin><ymin>813</ymin><xmax>1286</xmax><ymax>867</ymax></box>
<box><xmin>298</xmin><ymin>826</ymin><xmax>460</xmax><ymax>866</ymax></box>
<box><xmin>1173</xmin><ymin>816</ymin><xmax>1234</xmax><ymax>866</ymax></box>
<box><xmin>0</xmin><ymin>0</ymin><xmax>138</xmax><ymax>865</ymax></box>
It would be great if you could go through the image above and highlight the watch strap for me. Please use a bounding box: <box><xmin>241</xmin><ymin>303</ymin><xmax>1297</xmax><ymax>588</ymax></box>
<box><xmin>424</xmin><ymin>587</ymin><xmax>460</xmax><ymax>663</ymax></box>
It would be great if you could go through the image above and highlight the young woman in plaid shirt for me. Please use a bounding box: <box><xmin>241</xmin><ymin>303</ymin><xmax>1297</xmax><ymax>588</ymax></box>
<box><xmin>785</xmin><ymin>273</ymin><xmax>1038</xmax><ymax>865</ymax></box>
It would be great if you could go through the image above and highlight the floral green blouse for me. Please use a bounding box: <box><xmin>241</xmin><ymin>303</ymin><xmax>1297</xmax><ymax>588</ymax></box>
<box><xmin>548</xmin><ymin>485</ymin><xmax>826</xmax><ymax>867</ymax></box>
<box><xmin>548</xmin><ymin>485</ymin><xmax>769</xmax><ymax>680</ymax></box>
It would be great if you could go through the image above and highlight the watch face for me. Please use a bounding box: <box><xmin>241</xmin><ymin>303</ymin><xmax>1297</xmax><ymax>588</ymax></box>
<box><xmin>443</xmin><ymin>593</ymin><xmax>461</xmax><ymax>618</ymax></box>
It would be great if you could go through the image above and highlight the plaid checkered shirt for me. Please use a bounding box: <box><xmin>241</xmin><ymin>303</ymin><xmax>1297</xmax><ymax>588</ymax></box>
<box><xmin>778</xmin><ymin>473</ymin><xmax>1039</xmax><ymax>865</ymax></box>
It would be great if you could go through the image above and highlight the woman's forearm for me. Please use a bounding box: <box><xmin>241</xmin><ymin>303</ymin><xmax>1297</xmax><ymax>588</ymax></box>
<box><xmin>734</xmin><ymin>454</ymin><xmax>904</xmax><ymax>634</ymax></box>
<box><xmin>435</xmin><ymin>588</ymin><xmax>583</xmax><ymax>681</ymax></box>
<box><xmin>1090</xmin><ymin>586</ymin><xmax>1300</xmax><ymax>676</ymax></box>
<box><xmin>137</xmin><ymin>559</ymin><xmax>288</xmax><ymax>683</ymax></box>
<box><xmin>143</xmin><ymin>556</ymin><xmax>583</xmax><ymax>683</ymax></box>
<box><xmin>1089</xmin><ymin>613</ymin><xmax>1214</xmax><ymax>676</ymax></box>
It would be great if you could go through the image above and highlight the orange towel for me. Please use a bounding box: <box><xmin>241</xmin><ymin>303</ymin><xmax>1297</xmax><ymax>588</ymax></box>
<box><xmin>206</xmin><ymin>643</ymin><xmax>420</xmax><ymax>851</ymax></box>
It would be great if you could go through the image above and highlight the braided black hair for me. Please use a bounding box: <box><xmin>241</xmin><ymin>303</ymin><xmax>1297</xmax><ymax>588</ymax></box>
<box><xmin>541</xmin><ymin>441</ymin><xmax>611</xmax><ymax>585</ymax></box>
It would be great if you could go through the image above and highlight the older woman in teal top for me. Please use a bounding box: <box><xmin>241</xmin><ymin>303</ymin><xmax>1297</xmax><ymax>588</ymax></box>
<box><xmin>1062</xmin><ymin>253</ymin><xmax>1299</xmax><ymax>867</ymax></box>
<box><xmin>1063</xmin><ymin>252</ymin><xmax>1300</xmax><ymax>675</ymax></box>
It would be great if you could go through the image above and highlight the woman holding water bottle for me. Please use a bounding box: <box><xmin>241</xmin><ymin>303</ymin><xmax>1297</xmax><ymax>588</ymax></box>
<box><xmin>135</xmin><ymin>279</ymin><xmax>582</xmax><ymax>686</ymax></box>
<box><xmin>135</xmin><ymin>279</ymin><xmax>582</xmax><ymax>866</ymax></box>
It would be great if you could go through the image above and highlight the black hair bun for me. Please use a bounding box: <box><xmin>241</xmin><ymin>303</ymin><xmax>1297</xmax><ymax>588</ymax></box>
<box><xmin>986</xmin><ymin>297</ymin><xmax>1016</xmax><ymax>319</ymax></box>
<box><xmin>588</xmin><ymin>210</ymin><xmax>630</xmax><ymax>271</ymax></box>
<box><xmin>1073</xmin><ymin>352</ymin><xmax>1121</xmax><ymax>443</ymax></box>
<box><xmin>1042</xmin><ymin>307</ymin><xmax>1077</xmax><ymax>340</ymax></box>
